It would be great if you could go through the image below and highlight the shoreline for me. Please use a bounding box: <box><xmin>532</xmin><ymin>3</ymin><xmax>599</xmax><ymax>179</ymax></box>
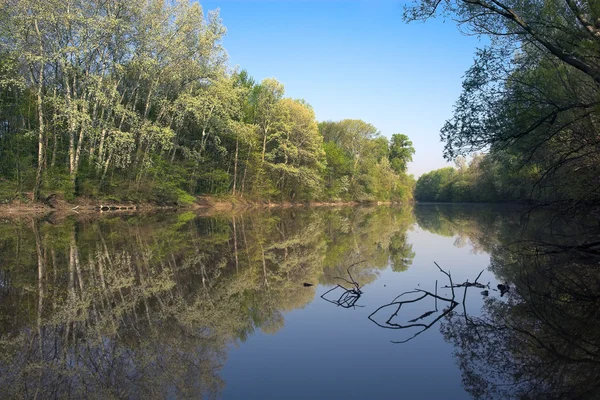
<box><xmin>0</xmin><ymin>197</ymin><xmax>398</xmax><ymax>217</ymax></box>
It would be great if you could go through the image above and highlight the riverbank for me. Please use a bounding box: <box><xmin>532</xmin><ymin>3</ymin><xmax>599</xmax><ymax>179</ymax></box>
<box><xmin>0</xmin><ymin>194</ymin><xmax>397</xmax><ymax>216</ymax></box>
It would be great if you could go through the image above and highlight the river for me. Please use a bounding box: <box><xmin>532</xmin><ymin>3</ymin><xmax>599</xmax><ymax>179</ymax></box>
<box><xmin>0</xmin><ymin>204</ymin><xmax>598</xmax><ymax>399</ymax></box>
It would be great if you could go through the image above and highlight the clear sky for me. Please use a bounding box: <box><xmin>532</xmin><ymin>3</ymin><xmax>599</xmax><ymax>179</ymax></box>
<box><xmin>200</xmin><ymin>0</ymin><xmax>483</xmax><ymax>177</ymax></box>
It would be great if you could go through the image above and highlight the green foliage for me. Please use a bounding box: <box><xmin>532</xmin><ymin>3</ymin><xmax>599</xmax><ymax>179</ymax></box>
<box><xmin>323</xmin><ymin>142</ymin><xmax>353</xmax><ymax>199</ymax></box>
<box><xmin>0</xmin><ymin>1</ymin><xmax>416</xmax><ymax>205</ymax></box>
<box><xmin>415</xmin><ymin>167</ymin><xmax>456</xmax><ymax>202</ymax></box>
<box><xmin>0</xmin><ymin>180</ymin><xmax>17</xmax><ymax>203</ymax></box>
<box><xmin>43</xmin><ymin>168</ymin><xmax>75</xmax><ymax>200</ymax></box>
<box><xmin>414</xmin><ymin>152</ymin><xmax>544</xmax><ymax>203</ymax></box>
<box><xmin>407</xmin><ymin>0</ymin><xmax>600</xmax><ymax>210</ymax></box>
<box><xmin>319</xmin><ymin>120</ymin><xmax>415</xmax><ymax>202</ymax></box>
<box><xmin>389</xmin><ymin>133</ymin><xmax>415</xmax><ymax>174</ymax></box>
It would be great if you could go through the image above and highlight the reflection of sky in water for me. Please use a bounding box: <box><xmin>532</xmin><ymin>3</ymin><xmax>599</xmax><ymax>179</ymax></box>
<box><xmin>222</xmin><ymin>223</ymin><xmax>496</xmax><ymax>399</ymax></box>
<box><xmin>2</xmin><ymin>205</ymin><xmax>595</xmax><ymax>398</ymax></box>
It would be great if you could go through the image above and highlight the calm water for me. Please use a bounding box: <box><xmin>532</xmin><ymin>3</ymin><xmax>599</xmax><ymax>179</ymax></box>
<box><xmin>0</xmin><ymin>204</ymin><xmax>598</xmax><ymax>399</ymax></box>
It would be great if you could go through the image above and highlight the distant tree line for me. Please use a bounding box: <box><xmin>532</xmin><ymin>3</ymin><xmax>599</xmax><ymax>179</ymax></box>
<box><xmin>0</xmin><ymin>0</ymin><xmax>415</xmax><ymax>205</ymax></box>
<box><xmin>414</xmin><ymin>154</ymin><xmax>539</xmax><ymax>203</ymax></box>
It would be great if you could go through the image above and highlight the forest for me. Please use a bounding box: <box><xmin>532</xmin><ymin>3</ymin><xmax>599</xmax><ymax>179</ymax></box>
<box><xmin>411</xmin><ymin>0</ymin><xmax>600</xmax><ymax>211</ymax></box>
<box><xmin>2</xmin><ymin>0</ymin><xmax>600</xmax><ymax>212</ymax></box>
<box><xmin>0</xmin><ymin>0</ymin><xmax>415</xmax><ymax>206</ymax></box>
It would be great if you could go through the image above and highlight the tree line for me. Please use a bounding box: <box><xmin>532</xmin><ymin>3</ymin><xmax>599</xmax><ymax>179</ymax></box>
<box><xmin>0</xmin><ymin>0</ymin><xmax>415</xmax><ymax>205</ymax></box>
<box><xmin>414</xmin><ymin>154</ymin><xmax>539</xmax><ymax>203</ymax></box>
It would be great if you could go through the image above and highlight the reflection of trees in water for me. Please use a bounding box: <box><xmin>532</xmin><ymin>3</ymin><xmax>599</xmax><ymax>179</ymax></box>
<box><xmin>415</xmin><ymin>204</ymin><xmax>600</xmax><ymax>399</ymax></box>
<box><xmin>415</xmin><ymin>204</ymin><xmax>520</xmax><ymax>254</ymax></box>
<box><xmin>319</xmin><ymin>206</ymin><xmax>415</xmax><ymax>286</ymax></box>
<box><xmin>442</xmin><ymin>248</ymin><xmax>600</xmax><ymax>399</ymax></box>
<box><xmin>0</xmin><ymin>206</ymin><xmax>416</xmax><ymax>397</ymax></box>
<box><xmin>0</xmin><ymin>217</ymin><xmax>230</xmax><ymax>399</ymax></box>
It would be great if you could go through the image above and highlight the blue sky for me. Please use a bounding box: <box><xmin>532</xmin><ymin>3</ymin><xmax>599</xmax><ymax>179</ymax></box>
<box><xmin>201</xmin><ymin>0</ymin><xmax>483</xmax><ymax>176</ymax></box>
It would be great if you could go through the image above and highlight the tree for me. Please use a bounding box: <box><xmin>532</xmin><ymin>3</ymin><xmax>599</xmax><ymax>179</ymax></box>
<box><xmin>414</xmin><ymin>167</ymin><xmax>456</xmax><ymax>201</ymax></box>
<box><xmin>253</xmin><ymin>78</ymin><xmax>285</xmax><ymax>164</ymax></box>
<box><xmin>389</xmin><ymin>133</ymin><xmax>415</xmax><ymax>174</ymax></box>
<box><xmin>405</xmin><ymin>0</ymin><xmax>600</xmax><ymax>85</ymax></box>
<box><xmin>319</xmin><ymin>120</ymin><xmax>416</xmax><ymax>202</ymax></box>
<box><xmin>262</xmin><ymin>98</ymin><xmax>325</xmax><ymax>200</ymax></box>
<box><xmin>323</xmin><ymin>142</ymin><xmax>353</xmax><ymax>198</ymax></box>
<box><xmin>406</xmin><ymin>0</ymin><xmax>600</xmax><ymax>210</ymax></box>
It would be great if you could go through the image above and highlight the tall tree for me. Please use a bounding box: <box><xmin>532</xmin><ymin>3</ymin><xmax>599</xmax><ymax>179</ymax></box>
<box><xmin>389</xmin><ymin>133</ymin><xmax>415</xmax><ymax>174</ymax></box>
<box><xmin>253</xmin><ymin>78</ymin><xmax>284</xmax><ymax>164</ymax></box>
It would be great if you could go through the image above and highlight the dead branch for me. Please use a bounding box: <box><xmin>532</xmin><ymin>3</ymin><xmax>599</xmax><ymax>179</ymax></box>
<box><xmin>369</xmin><ymin>263</ymin><xmax>488</xmax><ymax>344</ymax></box>
<box><xmin>321</xmin><ymin>261</ymin><xmax>365</xmax><ymax>309</ymax></box>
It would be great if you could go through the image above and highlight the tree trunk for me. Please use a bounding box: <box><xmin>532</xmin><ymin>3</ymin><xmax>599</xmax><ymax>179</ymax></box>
<box><xmin>33</xmin><ymin>19</ymin><xmax>45</xmax><ymax>201</ymax></box>
<box><xmin>50</xmin><ymin>130</ymin><xmax>57</xmax><ymax>168</ymax></box>
<box><xmin>72</xmin><ymin>120</ymin><xmax>85</xmax><ymax>187</ymax></box>
<box><xmin>64</xmin><ymin>75</ymin><xmax>77</xmax><ymax>177</ymax></box>
<box><xmin>97</xmin><ymin>128</ymin><xmax>106</xmax><ymax>171</ymax></box>
<box><xmin>241</xmin><ymin>143</ymin><xmax>252</xmax><ymax>197</ymax></box>
<box><xmin>233</xmin><ymin>138</ymin><xmax>239</xmax><ymax>195</ymax></box>
<box><xmin>100</xmin><ymin>148</ymin><xmax>113</xmax><ymax>185</ymax></box>
<box><xmin>261</xmin><ymin>126</ymin><xmax>268</xmax><ymax>163</ymax></box>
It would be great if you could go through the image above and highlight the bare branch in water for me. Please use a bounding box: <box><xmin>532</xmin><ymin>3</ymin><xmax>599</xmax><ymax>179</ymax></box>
<box><xmin>442</xmin><ymin>269</ymin><xmax>489</xmax><ymax>289</ymax></box>
<box><xmin>321</xmin><ymin>261</ymin><xmax>365</xmax><ymax>309</ymax></box>
<box><xmin>369</xmin><ymin>262</ymin><xmax>488</xmax><ymax>344</ymax></box>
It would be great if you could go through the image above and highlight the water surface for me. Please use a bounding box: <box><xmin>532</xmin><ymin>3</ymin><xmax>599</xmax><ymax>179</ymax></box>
<box><xmin>0</xmin><ymin>204</ymin><xmax>598</xmax><ymax>399</ymax></box>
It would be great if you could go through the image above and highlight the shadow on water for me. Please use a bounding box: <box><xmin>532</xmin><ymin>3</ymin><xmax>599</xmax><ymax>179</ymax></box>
<box><xmin>0</xmin><ymin>204</ymin><xmax>598</xmax><ymax>399</ymax></box>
